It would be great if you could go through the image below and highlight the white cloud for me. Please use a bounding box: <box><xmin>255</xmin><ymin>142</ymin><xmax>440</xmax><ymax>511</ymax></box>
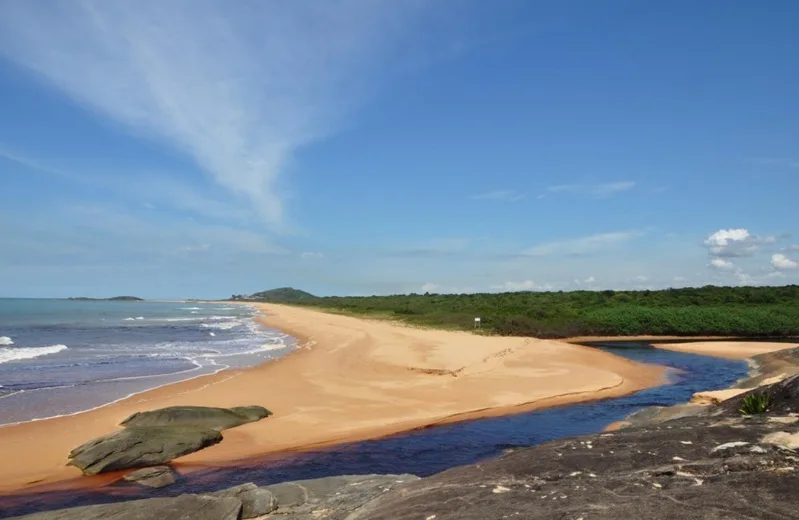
<box><xmin>547</xmin><ymin>181</ymin><xmax>636</xmax><ymax>198</ymax></box>
<box><xmin>420</xmin><ymin>282</ymin><xmax>441</xmax><ymax>293</ymax></box>
<box><xmin>710</xmin><ymin>258</ymin><xmax>735</xmax><ymax>270</ymax></box>
<box><xmin>489</xmin><ymin>280</ymin><xmax>536</xmax><ymax>291</ymax></box>
<box><xmin>470</xmin><ymin>190</ymin><xmax>524</xmax><ymax>202</ymax></box>
<box><xmin>300</xmin><ymin>251</ymin><xmax>324</xmax><ymax>260</ymax></box>
<box><xmin>0</xmin><ymin>1</ymin><xmax>431</xmax><ymax>229</ymax></box>
<box><xmin>771</xmin><ymin>253</ymin><xmax>798</xmax><ymax>270</ymax></box>
<box><xmin>784</xmin><ymin>245</ymin><xmax>799</xmax><ymax>252</ymax></box>
<box><xmin>704</xmin><ymin>228</ymin><xmax>775</xmax><ymax>257</ymax></box>
<box><xmin>523</xmin><ymin>231</ymin><xmax>639</xmax><ymax>257</ymax></box>
<box><xmin>673</xmin><ymin>276</ymin><xmax>688</xmax><ymax>282</ymax></box>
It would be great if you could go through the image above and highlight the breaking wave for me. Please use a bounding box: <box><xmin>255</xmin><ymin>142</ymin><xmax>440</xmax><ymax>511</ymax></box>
<box><xmin>0</xmin><ymin>344</ymin><xmax>68</xmax><ymax>364</ymax></box>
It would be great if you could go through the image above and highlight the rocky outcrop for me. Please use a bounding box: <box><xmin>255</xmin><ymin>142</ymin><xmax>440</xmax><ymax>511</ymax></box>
<box><xmin>68</xmin><ymin>427</ymin><xmax>222</xmax><ymax>475</ymax></box>
<box><xmin>67</xmin><ymin>405</ymin><xmax>271</xmax><ymax>475</ymax></box>
<box><xmin>12</xmin><ymin>495</ymin><xmax>242</xmax><ymax>520</ymax></box>
<box><xmin>121</xmin><ymin>406</ymin><xmax>272</xmax><ymax>431</ymax></box>
<box><xmin>258</xmin><ymin>474</ymin><xmax>419</xmax><ymax>519</ymax></box>
<box><xmin>9</xmin><ymin>475</ymin><xmax>419</xmax><ymax>520</ymax></box>
<box><xmin>354</xmin><ymin>381</ymin><xmax>799</xmax><ymax>518</ymax></box>
<box><xmin>122</xmin><ymin>466</ymin><xmax>178</xmax><ymax>488</ymax></box>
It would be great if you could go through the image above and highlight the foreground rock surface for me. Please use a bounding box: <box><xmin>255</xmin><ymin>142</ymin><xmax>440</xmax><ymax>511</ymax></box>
<box><xmin>10</xmin><ymin>475</ymin><xmax>419</xmax><ymax>520</ymax></box>
<box><xmin>67</xmin><ymin>405</ymin><xmax>271</xmax><ymax>475</ymax></box>
<box><xmin>13</xmin><ymin>495</ymin><xmax>242</xmax><ymax>520</ymax></box>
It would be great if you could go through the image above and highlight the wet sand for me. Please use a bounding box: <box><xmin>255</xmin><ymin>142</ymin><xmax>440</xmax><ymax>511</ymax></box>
<box><xmin>0</xmin><ymin>303</ymin><xmax>666</xmax><ymax>494</ymax></box>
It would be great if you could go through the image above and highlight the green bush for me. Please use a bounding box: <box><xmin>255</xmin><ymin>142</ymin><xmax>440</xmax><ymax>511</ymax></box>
<box><xmin>738</xmin><ymin>392</ymin><xmax>773</xmax><ymax>415</ymax></box>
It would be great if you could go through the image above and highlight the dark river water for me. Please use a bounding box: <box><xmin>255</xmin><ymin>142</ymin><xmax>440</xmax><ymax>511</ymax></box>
<box><xmin>0</xmin><ymin>341</ymin><xmax>750</xmax><ymax>517</ymax></box>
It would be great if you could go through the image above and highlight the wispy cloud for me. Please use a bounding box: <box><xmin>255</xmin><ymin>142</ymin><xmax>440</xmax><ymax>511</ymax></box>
<box><xmin>0</xmin><ymin>1</ymin><xmax>431</xmax><ymax>229</ymax></box>
<box><xmin>522</xmin><ymin>231</ymin><xmax>640</xmax><ymax>257</ymax></box>
<box><xmin>547</xmin><ymin>181</ymin><xmax>636</xmax><ymax>198</ymax></box>
<box><xmin>749</xmin><ymin>157</ymin><xmax>799</xmax><ymax>169</ymax></box>
<box><xmin>470</xmin><ymin>190</ymin><xmax>525</xmax><ymax>202</ymax></box>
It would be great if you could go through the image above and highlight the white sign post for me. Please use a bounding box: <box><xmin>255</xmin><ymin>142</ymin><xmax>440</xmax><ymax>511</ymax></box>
<box><xmin>474</xmin><ymin>317</ymin><xmax>481</xmax><ymax>329</ymax></box>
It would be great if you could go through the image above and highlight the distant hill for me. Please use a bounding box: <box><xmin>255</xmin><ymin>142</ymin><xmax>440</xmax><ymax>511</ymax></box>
<box><xmin>230</xmin><ymin>287</ymin><xmax>318</xmax><ymax>303</ymax></box>
<box><xmin>67</xmin><ymin>296</ymin><xmax>144</xmax><ymax>301</ymax></box>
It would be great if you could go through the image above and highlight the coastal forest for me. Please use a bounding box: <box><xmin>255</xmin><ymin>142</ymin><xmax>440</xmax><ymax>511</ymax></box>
<box><xmin>240</xmin><ymin>285</ymin><xmax>799</xmax><ymax>338</ymax></box>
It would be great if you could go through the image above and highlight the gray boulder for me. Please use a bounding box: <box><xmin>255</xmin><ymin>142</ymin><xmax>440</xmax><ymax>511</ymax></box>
<box><xmin>68</xmin><ymin>426</ymin><xmax>222</xmax><ymax>475</ymax></box>
<box><xmin>120</xmin><ymin>405</ymin><xmax>272</xmax><ymax>431</ymax></box>
<box><xmin>11</xmin><ymin>494</ymin><xmax>241</xmax><ymax>520</ymax></box>
<box><xmin>205</xmin><ymin>483</ymin><xmax>277</xmax><ymax>518</ymax></box>
<box><xmin>122</xmin><ymin>466</ymin><xmax>178</xmax><ymax>488</ymax></box>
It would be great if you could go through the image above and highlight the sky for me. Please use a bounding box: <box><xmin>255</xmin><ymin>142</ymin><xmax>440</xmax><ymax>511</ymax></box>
<box><xmin>1</xmin><ymin>1</ymin><xmax>798</xmax><ymax>299</ymax></box>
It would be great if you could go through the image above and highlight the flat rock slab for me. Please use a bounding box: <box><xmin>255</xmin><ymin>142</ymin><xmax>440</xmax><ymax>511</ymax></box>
<box><xmin>68</xmin><ymin>426</ymin><xmax>222</xmax><ymax>475</ymax></box>
<box><xmin>121</xmin><ymin>405</ymin><xmax>272</xmax><ymax>431</ymax></box>
<box><xmin>260</xmin><ymin>474</ymin><xmax>420</xmax><ymax>519</ymax></box>
<box><xmin>11</xmin><ymin>494</ymin><xmax>242</xmax><ymax>520</ymax></box>
<box><xmin>122</xmin><ymin>466</ymin><xmax>178</xmax><ymax>488</ymax></box>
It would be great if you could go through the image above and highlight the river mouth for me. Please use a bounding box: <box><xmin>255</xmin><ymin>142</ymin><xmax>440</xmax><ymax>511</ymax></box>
<box><xmin>0</xmin><ymin>341</ymin><xmax>749</xmax><ymax>517</ymax></box>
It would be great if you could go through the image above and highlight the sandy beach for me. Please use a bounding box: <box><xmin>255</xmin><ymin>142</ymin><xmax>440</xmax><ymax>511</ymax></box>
<box><xmin>0</xmin><ymin>303</ymin><xmax>667</xmax><ymax>494</ymax></box>
<box><xmin>653</xmin><ymin>341</ymin><xmax>799</xmax><ymax>359</ymax></box>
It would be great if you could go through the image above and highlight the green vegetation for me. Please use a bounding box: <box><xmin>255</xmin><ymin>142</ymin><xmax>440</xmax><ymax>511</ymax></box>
<box><xmin>255</xmin><ymin>285</ymin><xmax>799</xmax><ymax>338</ymax></box>
<box><xmin>739</xmin><ymin>392</ymin><xmax>773</xmax><ymax>415</ymax></box>
<box><xmin>230</xmin><ymin>287</ymin><xmax>317</xmax><ymax>303</ymax></box>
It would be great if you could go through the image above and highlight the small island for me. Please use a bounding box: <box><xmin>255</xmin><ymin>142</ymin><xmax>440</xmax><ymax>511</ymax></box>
<box><xmin>67</xmin><ymin>296</ymin><xmax>144</xmax><ymax>302</ymax></box>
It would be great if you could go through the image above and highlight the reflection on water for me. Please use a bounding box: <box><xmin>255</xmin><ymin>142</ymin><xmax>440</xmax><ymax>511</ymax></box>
<box><xmin>0</xmin><ymin>343</ymin><xmax>748</xmax><ymax>517</ymax></box>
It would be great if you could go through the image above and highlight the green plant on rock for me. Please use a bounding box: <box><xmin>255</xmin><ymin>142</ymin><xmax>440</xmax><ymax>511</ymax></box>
<box><xmin>738</xmin><ymin>392</ymin><xmax>773</xmax><ymax>415</ymax></box>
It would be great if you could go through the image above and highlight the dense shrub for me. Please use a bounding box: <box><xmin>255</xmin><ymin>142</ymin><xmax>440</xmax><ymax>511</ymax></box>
<box><xmin>278</xmin><ymin>285</ymin><xmax>799</xmax><ymax>338</ymax></box>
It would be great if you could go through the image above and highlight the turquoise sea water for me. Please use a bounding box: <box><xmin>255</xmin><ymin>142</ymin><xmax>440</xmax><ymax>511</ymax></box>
<box><xmin>0</xmin><ymin>299</ymin><xmax>293</xmax><ymax>425</ymax></box>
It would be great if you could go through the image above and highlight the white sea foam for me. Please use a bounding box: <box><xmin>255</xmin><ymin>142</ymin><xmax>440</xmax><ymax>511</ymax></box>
<box><xmin>181</xmin><ymin>307</ymin><xmax>202</xmax><ymax>310</ymax></box>
<box><xmin>0</xmin><ymin>336</ymin><xmax>13</xmax><ymax>346</ymax></box>
<box><xmin>209</xmin><ymin>332</ymin><xmax>216</xmax><ymax>336</ymax></box>
<box><xmin>200</xmin><ymin>320</ymin><xmax>242</xmax><ymax>330</ymax></box>
<box><xmin>0</xmin><ymin>344</ymin><xmax>68</xmax><ymax>364</ymax></box>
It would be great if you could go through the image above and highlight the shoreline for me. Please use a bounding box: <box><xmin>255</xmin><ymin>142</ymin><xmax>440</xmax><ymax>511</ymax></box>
<box><xmin>0</xmin><ymin>303</ymin><xmax>666</xmax><ymax>495</ymax></box>
<box><xmin>0</xmin><ymin>303</ymin><xmax>293</xmax><ymax>429</ymax></box>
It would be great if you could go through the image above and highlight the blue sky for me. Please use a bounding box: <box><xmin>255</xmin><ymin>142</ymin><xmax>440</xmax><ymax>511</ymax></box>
<box><xmin>1</xmin><ymin>1</ymin><xmax>798</xmax><ymax>298</ymax></box>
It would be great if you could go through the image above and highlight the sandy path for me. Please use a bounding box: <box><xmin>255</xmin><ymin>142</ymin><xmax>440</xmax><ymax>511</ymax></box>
<box><xmin>0</xmin><ymin>304</ymin><xmax>665</xmax><ymax>494</ymax></box>
<box><xmin>654</xmin><ymin>341</ymin><xmax>798</xmax><ymax>360</ymax></box>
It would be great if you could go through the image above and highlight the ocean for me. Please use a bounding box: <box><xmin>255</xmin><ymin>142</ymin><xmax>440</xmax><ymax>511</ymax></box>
<box><xmin>0</xmin><ymin>299</ymin><xmax>293</xmax><ymax>426</ymax></box>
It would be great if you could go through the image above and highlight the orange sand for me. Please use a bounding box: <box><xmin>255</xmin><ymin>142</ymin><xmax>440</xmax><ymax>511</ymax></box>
<box><xmin>654</xmin><ymin>341</ymin><xmax>798</xmax><ymax>360</ymax></box>
<box><xmin>0</xmin><ymin>303</ymin><xmax>666</xmax><ymax>494</ymax></box>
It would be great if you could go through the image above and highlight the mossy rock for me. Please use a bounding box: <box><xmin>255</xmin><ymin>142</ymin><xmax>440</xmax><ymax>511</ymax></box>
<box><xmin>68</xmin><ymin>426</ymin><xmax>222</xmax><ymax>475</ymax></box>
<box><xmin>121</xmin><ymin>405</ymin><xmax>272</xmax><ymax>431</ymax></box>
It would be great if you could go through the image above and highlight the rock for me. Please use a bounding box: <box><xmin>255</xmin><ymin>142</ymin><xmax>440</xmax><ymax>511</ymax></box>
<box><xmin>120</xmin><ymin>405</ymin><xmax>272</xmax><ymax>431</ymax></box>
<box><xmin>68</xmin><ymin>426</ymin><xmax>222</xmax><ymax>475</ymax></box>
<box><xmin>67</xmin><ymin>405</ymin><xmax>272</xmax><ymax>475</ymax></box>
<box><xmin>260</xmin><ymin>474</ymin><xmax>420</xmax><ymax>519</ymax></box>
<box><xmin>10</xmin><ymin>494</ymin><xmax>241</xmax><ymax>520</ymax></box>
<box><xmin>122</xmin><ymin>466</ymin><xmax>178</xmax><ymax>488</ymax></box>
<box><xmin>205</xmin><ymin>483</ymin><xmax>277</xmax><ymax>518</ymax></box>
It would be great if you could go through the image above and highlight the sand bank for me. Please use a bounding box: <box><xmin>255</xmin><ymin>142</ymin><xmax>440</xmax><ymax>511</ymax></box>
<box><xmin>653</xmin><ymin>341</ymin><xmax>798</xmax><ymax>360</ymax></box>
<box><xmin>0</xmin><ymin>304</ymin><xmax>665</xmax><ymax>494</ymax></box>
